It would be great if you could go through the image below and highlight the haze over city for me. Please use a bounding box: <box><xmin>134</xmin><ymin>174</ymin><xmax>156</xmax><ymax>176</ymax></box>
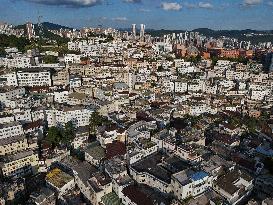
<box><xmin>1</xmin><ymin>0</ymin><xmax>273</xmax><ymax>30</ymax></box>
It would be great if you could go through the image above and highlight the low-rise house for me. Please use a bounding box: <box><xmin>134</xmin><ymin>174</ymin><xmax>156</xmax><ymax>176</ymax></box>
<box><xmin>130</xmin><ymin>153</ymin><xmax>172</xmax><ymax>194</ymax></box>
<box><xmin>121</xmin><ymin>185</ymin><xmax>153</xmax><ymax>205</ymax></box>
<box><xmin>104</xmin><ymin>156</ymin><xmax>127</xmax><ymax>179</ymax></box>
<box><xmin>85</xmin><ymin>142</ymin><xmax>106</xmax><ymax>167</ymax></box>
<box><xmin>213</xmin><ymin>168</ymin><xmax>254</xmax><ymax>205</ymax></box>
<box><xmin>28</xmin><ymin>186</ymin><xmax>56</xmax><ymax>205</ymax></box>
<box><xmin>72</xmin><ymin>125</ymin><xmax>89</xmax><ymax>149</ymax></box>
<box><xmin>45</xmin><ymin>168</ymin><xmax>75</xmax><ymax>197</ymax></box>
<box><xmin>175</xmin><ymin>144</ymin><xmax>202</xmax><ymax>163</ymax></box>
<box><xmin>172</xmin><ymin>169</ymin><xmax>213</xmax><ymax>200</ymax></box>
<box><xmin>88</xmin><ymin>172</ymin><xmax>112</xmax><ymax>205</ymax></box>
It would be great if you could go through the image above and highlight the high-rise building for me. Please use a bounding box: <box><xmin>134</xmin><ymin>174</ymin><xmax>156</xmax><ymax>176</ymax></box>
<box><xmin>132</xmin><ymin>24</ymin><xmax>136</xmax><ymax>38</ymax></box>
<box><xmin>140</xmin><ymin>24</ymin><xmax>145</xmax><ymax>38</ymax></box>
<box><xmin>26</xmin><ymin>22</ymin><xmax>35</xmax><ymax>39</ymax></box>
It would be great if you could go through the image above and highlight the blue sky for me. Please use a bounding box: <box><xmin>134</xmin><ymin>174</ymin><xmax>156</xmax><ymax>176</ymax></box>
<box><xmin>0</xmin><ymin>0</ymin><xmax>272</xmax><ymax>30</ymax></box>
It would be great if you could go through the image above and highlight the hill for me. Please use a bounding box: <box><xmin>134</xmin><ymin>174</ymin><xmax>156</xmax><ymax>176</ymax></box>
<box><xmin>146</xmin><ymin>28</ymin><xmax>273</xmax><ymax>43</ymax></box>
<box><xmin>41</xmin><ymin>22</ymin><xmax>73</xmax><ymax>30</ymax></box>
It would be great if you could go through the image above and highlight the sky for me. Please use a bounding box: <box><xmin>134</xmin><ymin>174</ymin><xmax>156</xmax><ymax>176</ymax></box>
<box><xmin>0</xmin><ymin>0</ymin><xmax>272</xmax><ymax>30</ymax></box>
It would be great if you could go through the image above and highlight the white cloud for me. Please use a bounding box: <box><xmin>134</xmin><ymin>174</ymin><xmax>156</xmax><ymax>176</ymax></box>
<box><xmin>184</xmin><ymin>2</ymin><xmax>214</xmax><ymax>9</ymax></box>
<box><xmin>243</xmin><ymin>0</ymin><xmax>263</xmax><ymax>6</ymax></box>
<box><xmin>139</xmin><ymin>8</ymin><xmax>151</xmax><ymax>12</ymax></box>
<box><xmin>198</xmin><ymin>2</ymin><xmax>213</xmax><ymax>9</ymax></box>
<box><xmin>112</xmin><ymin>17</ymin><xmax>128</xmax><ymax>21</ymax></box>
<box><xmin>123</xmin><ymin>0</ymin><xmax>141</xmax><ymax>3</ymax></box>
<box><xmin>161</xmin><ymin>2</ymin><xmax>182</xmax><ymax>11</ymax></box>
<box><xmin>25</xmin><ymin>0</ymin><xmax>101</xmax><ymax>7</ymax></box>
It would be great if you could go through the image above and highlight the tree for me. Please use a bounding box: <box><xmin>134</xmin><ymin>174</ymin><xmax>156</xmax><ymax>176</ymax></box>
<box><xmin>89</xmin><ymin>111</ymin><xmax>103</xmax><ymax>134</ymax></box>
<box><xmin>89</xmin><ymin>111</ymin><xmax>111</xmax><ymax>134</ymax></box>
<box><xmin>0</xmin><ymin>34</ymin><xmax>31</xmax><ymax>52</ymax></box>
<box><xmin>47</xmin><ymin>126</ymin><xmax>62</xmax><ymax>147</ymax></box>
<box><xmin>43</xmin><ymin>55</ymin><xmax>58</xmax><ymax>64</ymax></box>
<box><xmin>0</xmin><ymin>47</ymin><xmax>7</xmax><ymax>57</ymax></box>
<box><xmin>63</xmin><ymin>121</ymin><xmax>75</xmax><ymax>144</ymax></box>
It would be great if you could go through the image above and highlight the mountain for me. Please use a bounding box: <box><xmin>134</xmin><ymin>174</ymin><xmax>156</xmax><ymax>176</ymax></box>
<box><xmin>146</xmin><ymin>28</ymin><xmax>273</xmax><ymax>43</ymax></box>
<box><xmin>14</xmin><ymin>22</ymin><xmax>73</xmax><ymax>31</ymax></box>
<box><xmin>41</xmin><ymin>22</ymin><xmax>73</xmax><ymax>31</ymax></box>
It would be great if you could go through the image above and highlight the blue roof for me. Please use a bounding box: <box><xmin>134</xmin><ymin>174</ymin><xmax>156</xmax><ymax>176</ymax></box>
<box><xmin>190</xmin><ymin>171</ymin><xmax>208</xmax><ymax>181</ymax></box>
<box><xmin>256</xmin><ymin>146</ymin><xmax>273</xmax><ymax>157</ymax></box>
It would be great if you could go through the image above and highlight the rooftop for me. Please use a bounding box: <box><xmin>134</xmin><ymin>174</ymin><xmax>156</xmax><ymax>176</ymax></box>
<box><xmin>46</xmin><ymin>168</ymin><xmax>74</xmax><ymax>189</ymax></box>
<box><xmin>131</xmin><ymin>152</ymin><xmax>172</xmax><ymax>184</ymax></box>
<box><xmin>85</xmin><ymin>141</ymin><xmax>106</xmax><ymax>160</ymax></box>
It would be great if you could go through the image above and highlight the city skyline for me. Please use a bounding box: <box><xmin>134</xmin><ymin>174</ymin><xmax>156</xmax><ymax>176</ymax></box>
<box><xmin>0</xmin><ymin>0</ymin><xmax>273</xmax><ymax>30</ymax></box>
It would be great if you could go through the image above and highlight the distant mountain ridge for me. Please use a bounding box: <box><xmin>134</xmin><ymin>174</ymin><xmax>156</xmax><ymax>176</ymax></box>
<box><xmin>41</xmin><ymin>22</ymin><xmax>73</xmax><ymax>30</ymax></box>
<box><xmin>146</xmin><ymin>28</ymin><xmax>273</xmax><ymax>36</ymax></box>
<box><xmin>146</xmin><ymin>28</ymin><xmax>273</xmax><ymax>43</ymax></box>
<box><xmin>14</xmin><ymin>22</ymin><xmax>73</xmax><ymax>31</ymax></box>
<box><xmin>13</xmin><ymin>22</ymin><xmax>273</xmax><ymax>43</ymax></box>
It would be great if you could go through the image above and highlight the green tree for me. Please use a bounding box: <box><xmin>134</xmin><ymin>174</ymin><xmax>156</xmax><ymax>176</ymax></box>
<box><xmin>63</xmin><ymin>121</ymin><xmax>76</xmax><ymax>143</ymax></box>
<box><xmin>89</xmin><ymin>111</ymin><xmax>102</xmax><ymax>134</ymax></box>
<box><xmin>43</xmin><ymin>55</ymin><xmax>58</xmax><ymax>64</ymax></box>
<box><xmin>0</xmin><ymin>47</ymin><xmax>7</xmax><ymax>57</ymax></box>
<box><xmin>47</xmin><ymin>126</ymin><xmax>62</xmax><ymax>147</ymax></box>
<box><xmin>89</xmin><ymin>111</ymin><xmax>111</xmax><ymax>134</ymax></box>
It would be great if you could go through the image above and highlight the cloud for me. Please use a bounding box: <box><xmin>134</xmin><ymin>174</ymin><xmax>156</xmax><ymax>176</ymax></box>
<box><xmin>24</xmin><ymin>0</ymin><xmax>102</xmax><ymax>7</ymax></box>
<box><xmin>243</xmin><ymin>0</ymin><xmax>263</xmax><ymax>6</ymax></box>
<box><xmin>139</xmin><ymin>8</ymin><xmax>151</xmax><ymax>12</ymax></box>
<box><xmin>112</xmin><ymin>17</ymin><xmax>128</xmax><ymax>21</ymax></box>
<box><xmin>184</xmin><ymin>2</ymin><xmax>214</xmax><ymax>9</ymax></box>
<box><xmin>123</xmin><ymin>0</ymin><xmax>141</xmax><ymax>3</ymax></box>
<box><xmin>161</xmin><ymin>2</ymin><xmax>182</xmax><ymax>11</ymax></box>
<box><xmin>198</xmin><ymin>2</ymin><xmax>213</xmax><ymax>9</ymax></box>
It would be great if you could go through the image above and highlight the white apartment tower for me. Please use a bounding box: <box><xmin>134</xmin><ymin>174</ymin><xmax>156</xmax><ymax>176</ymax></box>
<box><xmin>140</xmin><ymin>24</ymin><xmax>145</xmax><ymax>38</ymax></box>
<box><xmin>132</xmin><ymin>24</ymin><xmax>136</xmax><ymax>38</ymax></box>
<box><xmin>26</xmin><ymin>22</ymin><xmax>35</xmax><ymax>40</ymax></box>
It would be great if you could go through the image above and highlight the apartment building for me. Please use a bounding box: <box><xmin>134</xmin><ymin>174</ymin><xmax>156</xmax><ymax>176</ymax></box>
<box><xmin>0</xmin><ymin>150</ymin><xmax>38</xmax><ymax>177</ymax></box>
<box><xmin>0</xmin><ymin>121</ymin><xmax>24</xmax><ymax>139</ymax></box>
<box><xmin>172</xmin><ymin>170</ymin><xmax>213</xmax><ymax>200</ymax></box>
<box><xmin>17</xmin><ymin>68</ymin><xmax>52</xmax><ymax>87</ymax></box>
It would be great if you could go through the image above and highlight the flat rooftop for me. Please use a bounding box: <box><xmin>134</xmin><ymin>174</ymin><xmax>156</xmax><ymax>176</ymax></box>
<box><xmin>85</xmin><ymin>141</ymin><xmax>106</xmax><ymax>160</ymax></box>
<box><xmin>131</xmin><ymin>152</ymin><xmax>172</xmax><ymax>184</ymax></box>
<box><xmin>46</xmin><ymin>168</ymin><xmax>74</xmax><ymax>189</ymax></box>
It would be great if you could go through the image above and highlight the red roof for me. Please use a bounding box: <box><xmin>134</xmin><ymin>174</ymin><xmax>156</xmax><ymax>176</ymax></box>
<box><xmin>122</xmin><ymin>185</ymin><xmax>153</xmax><ymax>205</ymax></box>
<box><xmin>106</xmin><ymin>141</ymin><xmax>126</xmax><ymax>159</ymax></box>
<box><xmin>23</xmin><ymin>120</ymin><xmax>43</xmax><ymax>130</ymax></box>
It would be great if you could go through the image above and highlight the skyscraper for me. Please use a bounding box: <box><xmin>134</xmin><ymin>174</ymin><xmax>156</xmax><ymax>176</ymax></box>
<box><xmin>26</xmin><ymin>22</ymin><xmax>35</xmax><ymax>40</ymax></box>
<box><xmin>132</xmin><ymin>24</ymin><xmax>136</xmax><ymax>38</ymax></box>
<box><xmin>140</xmin><ymin>24</ymin><xmax>145</xmax><ymax>38</ymax></box>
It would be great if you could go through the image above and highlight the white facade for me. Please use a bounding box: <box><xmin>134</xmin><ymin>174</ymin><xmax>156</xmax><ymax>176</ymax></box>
<box><xmin>17</xmin><ymin>70</ymin><xmax>52</xmax><ymax>87</ymax></box>
<box><xmin>0</xmin><ymin>122</ymin><xmax>24</xmax><ymax>139</ymax></box>
<box><xmin>0</xmin><ymin>72</ymin><xmax>18</xmax><ymax>86</ymax></box>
